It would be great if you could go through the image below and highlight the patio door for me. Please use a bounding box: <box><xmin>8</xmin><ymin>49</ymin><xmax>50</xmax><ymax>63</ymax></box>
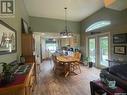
<box><xmin>87</xmin><ymin>33</ymin><xmax>110</xmax><ymax>68</ymax></box>
<box><xmin>88</xmin><ymin>38</ymin><xmax>96</xmax><ymax>64</ymax></box>
<box><xmin>99</xmin><ymin>36</ymin><xmax>109</xmax><ymax>67</ymax></box>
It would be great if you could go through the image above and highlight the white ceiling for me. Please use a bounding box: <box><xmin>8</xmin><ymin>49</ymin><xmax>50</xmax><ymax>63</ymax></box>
<box><xmin>24</xmin><ymin>0</ymin><xmax>104</xmax><ymax>22</ymax></box>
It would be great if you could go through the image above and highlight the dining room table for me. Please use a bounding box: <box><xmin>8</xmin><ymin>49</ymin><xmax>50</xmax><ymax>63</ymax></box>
<box><xmin>57</xmin><ymin>55</ymin><xmax>79</xmax><ymax>77</ymax></box>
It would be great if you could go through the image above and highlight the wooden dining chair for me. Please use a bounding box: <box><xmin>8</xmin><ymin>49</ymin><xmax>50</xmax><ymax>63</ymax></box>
<box><xmin>52</xmin><ymin>55</ymin><xmax>64</xmax><ymax>75</ymax></box>
<box><xmin>52</xmin><ymin>55</ymin><xmax>59</xmax><ymax>71</ymax></box>
<box><xmin>71</xmin><ymin>52</ymin><xmax>81</xmax><ymax>73</ymax></box>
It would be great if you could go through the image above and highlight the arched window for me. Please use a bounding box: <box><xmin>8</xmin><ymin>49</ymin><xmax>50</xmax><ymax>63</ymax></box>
<box><xmin>86</xmin><ymin>21</ymin><xmax>111</xmax><ymax>32</ymax></box>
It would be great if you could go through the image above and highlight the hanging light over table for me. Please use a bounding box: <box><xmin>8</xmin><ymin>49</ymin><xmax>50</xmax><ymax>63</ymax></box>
<box><xmin>60</xmin><ymin>7</ymin><xmax>73</xmax><ymax>38</ymax></box>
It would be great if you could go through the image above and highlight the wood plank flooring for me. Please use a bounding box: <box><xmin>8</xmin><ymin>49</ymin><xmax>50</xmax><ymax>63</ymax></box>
<box><xmin>34</xmin><ymin>60</ymin><xmax>100</xmax><ymax>95</ymax></box>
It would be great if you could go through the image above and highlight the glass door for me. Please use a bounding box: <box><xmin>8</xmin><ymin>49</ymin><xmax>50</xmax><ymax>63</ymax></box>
<box><xmin>99</xmin><ymin>36</ymin><xmax>109</xmax><ymax>67</ymax></box>
<box><xmin>88</xmin><ymin>38</ymin><xmax>96</xmax><ymax>63</ymax></box>
<box><xmin>87</xmin><ymin>33</ymin><xmax>109</xmax><ymax>68</ymax></box>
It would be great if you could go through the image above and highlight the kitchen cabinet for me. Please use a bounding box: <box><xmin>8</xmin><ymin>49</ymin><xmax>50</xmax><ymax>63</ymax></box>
<box><xmin>21</xmin><ymin>33</ymin><xmax>35</xmax><ymax>56</ymax></box>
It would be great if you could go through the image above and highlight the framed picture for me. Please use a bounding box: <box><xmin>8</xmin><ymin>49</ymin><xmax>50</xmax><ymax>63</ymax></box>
<box><xmin>114</xmin><ymin>45</ymin><xmax>126</xmax><ymax>55</ymax></box>
<box><xmin>0</xmin><ymin>20</ymin><xmax>17</xmax><ymax>55</ymax></box>
<box><xmin>21</xmin><ymin>18</ymin><xmax>29</xmax><ymax>33</ymax></box>
<box><xmin>113</xmin><ymin>33</ymin><xmax>127</xmax><ymax>44</ymax></box>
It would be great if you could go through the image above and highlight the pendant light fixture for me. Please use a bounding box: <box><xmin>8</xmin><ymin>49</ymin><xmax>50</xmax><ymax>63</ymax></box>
<box><xmin>60</xmin><ymin>7</ymin><xmax>72</xmax><ymax>38</ymax></box>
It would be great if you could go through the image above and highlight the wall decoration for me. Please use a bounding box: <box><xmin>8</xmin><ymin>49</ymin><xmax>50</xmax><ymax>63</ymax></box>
<box><xmin>0</xmin><ymin>20</ymin><xmax>17</xmax><ymax>55</ymax></box>
<box><xmin>21</xmin><ymin>18</ymin><xmax>29</xmax><ymax>33</ymax></box>
<box><xmin>113</xmin><ymin>33</ymin><xmax>127</xmax><ymax>44</ymax></box>
<box><xmin>114</xmin><ymin>45</ymin><xmax>126</xmax><ymax>55</ymax></box>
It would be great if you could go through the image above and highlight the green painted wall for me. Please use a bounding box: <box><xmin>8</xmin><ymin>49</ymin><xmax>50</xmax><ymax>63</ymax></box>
<box><xmin>30</xmin><ymin>16</ymin><xmax>81</xmax><ymax>33</ymax></box>
<box><xmin>81</xmin><ymin>8</ymin><xmax>127</xmax><ymax>61</ymax></box>
<box><xmin>0</xmin><ymin>0</ymin><xmax>29</xmax><ymax>64</ymax></box>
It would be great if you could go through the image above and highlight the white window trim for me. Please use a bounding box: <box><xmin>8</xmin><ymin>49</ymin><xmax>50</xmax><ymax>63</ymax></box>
<box><xmin>86</xmin><ymin>21</ymin><xmax>111</xmax><ymax>32</ymax></box>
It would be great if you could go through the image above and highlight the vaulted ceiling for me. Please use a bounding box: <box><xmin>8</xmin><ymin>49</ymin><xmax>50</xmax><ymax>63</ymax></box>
<box><xmin>24</xmin><ymin>0</ymin><xmax>104</xmax><ymax>22</ymax></box>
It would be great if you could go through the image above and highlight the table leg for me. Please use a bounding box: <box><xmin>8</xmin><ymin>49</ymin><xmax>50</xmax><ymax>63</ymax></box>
<box><xmin>64</xmin><ymin>63</ymin><xmax>70</xmax><ymax>77</ymax></box>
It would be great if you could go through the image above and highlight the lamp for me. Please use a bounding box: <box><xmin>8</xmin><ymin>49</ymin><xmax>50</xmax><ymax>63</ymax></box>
<box><xmin>60</xmin><ymin>7</ymin><xmax>72</xmax><ymax>38</ymax></box>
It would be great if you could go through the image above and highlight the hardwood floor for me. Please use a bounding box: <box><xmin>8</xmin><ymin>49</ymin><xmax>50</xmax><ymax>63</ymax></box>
<box><xmin>34</xmin><ymin>60</ymin><xmax>100</xmax><ymax>95</ymax></box>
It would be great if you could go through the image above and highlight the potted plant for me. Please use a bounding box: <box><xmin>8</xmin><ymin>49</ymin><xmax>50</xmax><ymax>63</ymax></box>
<box><xmin>88</xmin><ymin>61</ymin><xmax>93</xmax><ymax>68</ymax></box>
<box><xmin>83</xmin><ymin>57</ymin><xmax>93</xmax><ymax>68</ymax></box>
<box><xmin>0</xmin><ymin>62</ymin><xmax>14</xmax><ymax>85</ymax></box>
<box><xmin>83</xmin><ymin>57</ymin><xmax>89</xmax><ymax>66</ymax></box>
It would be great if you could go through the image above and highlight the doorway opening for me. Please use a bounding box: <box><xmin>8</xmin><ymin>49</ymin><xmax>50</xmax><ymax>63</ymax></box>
<box><xmin>45</xmin><ymin>38</ymin><xmax>58</xmax><ymax>53</ymax></box>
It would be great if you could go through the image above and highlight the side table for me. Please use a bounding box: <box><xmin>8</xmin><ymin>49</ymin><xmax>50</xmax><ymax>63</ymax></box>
<box><xmin>90</xmin><ymin>80</ymin><xmax>126</xmax><ymax>95</ymax></box>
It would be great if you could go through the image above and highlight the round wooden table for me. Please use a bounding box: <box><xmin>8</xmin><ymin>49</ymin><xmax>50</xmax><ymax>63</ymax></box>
<box><xmin>57</xmin><ymin>56</ymin><xmax>78</xmax><ymax>77</ymax></box>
